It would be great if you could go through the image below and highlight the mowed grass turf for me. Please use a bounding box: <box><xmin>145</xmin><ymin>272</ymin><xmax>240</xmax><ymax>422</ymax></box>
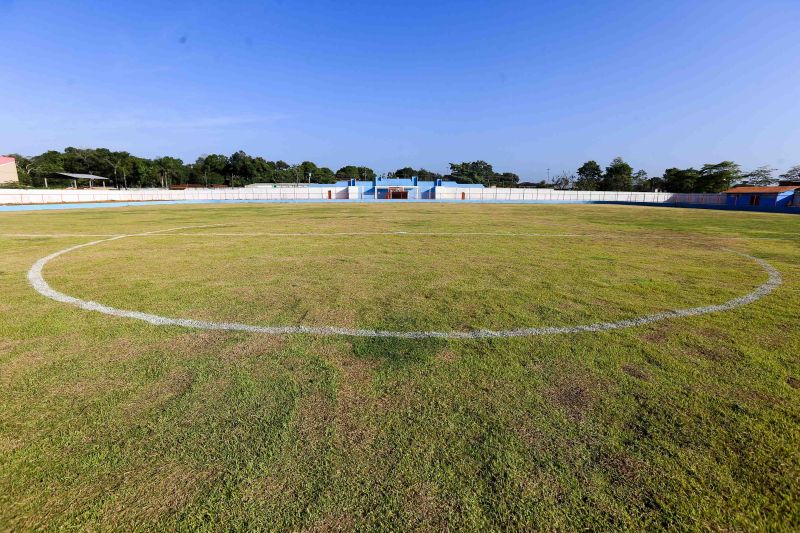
<box><xmin>1</xmin><ymin>203</ymin><xmax>799</xmax><ymax>530</ymax></box>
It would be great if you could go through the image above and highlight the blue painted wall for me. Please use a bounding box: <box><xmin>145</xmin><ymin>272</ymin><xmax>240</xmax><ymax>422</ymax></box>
<box><xmin>310</xmin><ymin>176</ymin><xmax>485</xmax><ymax>199</ymax></box>
<box><xmin>726</xmin><ymin>191</ymin><xmax>795</xmax><ymax>208</ymax></box>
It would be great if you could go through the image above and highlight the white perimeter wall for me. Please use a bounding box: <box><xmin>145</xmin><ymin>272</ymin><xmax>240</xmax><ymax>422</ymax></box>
<box><xmin>0</xmin><ymin>186</ymin><xmax>349</xmax><ymax>205</ymax></box>
<box><xmin>434</xmin><ymin>187</ymin><xmax>726</xmax><ymax>205</ymax></box>
<box><xmin>0</xmin><ymin>186</ymin><xmax>725</xmax><ymax>205</ymax></box>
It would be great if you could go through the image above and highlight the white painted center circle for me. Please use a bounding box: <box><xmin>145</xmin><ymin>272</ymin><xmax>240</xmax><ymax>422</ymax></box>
<box><xmin>27</xmin><ymin>227</ymin><xmax>782</xmax><ymax>339</ymax></box>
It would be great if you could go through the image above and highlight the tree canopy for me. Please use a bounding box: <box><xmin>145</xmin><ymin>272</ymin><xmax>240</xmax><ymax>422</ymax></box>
<box><xmin>335</xmin><ymin>166</ymin><xmax>376</xmax><ymax>181</ymax></box>
<box><xmin>779</xmin><ymin>165</ymin><xmax>800</xmax><ymax>183</ymax></box>
<box><xmin>572</xmin><ymin>158</ymin><xmax>754</xmax><ymax>193</ymax></box>
<box><xmin>4</xmin><ymin>148</ymin><xmax>346</xmax><ymax>188</ymax></box>
<box><xmin>445</xmin><ymin>161</ymin><xmax>519</xmax><ymax>187</ymax></box>
<box><xmin>3</xmin><ymin>147</ymin><xmax>795</xmax><ymax>193</ymax></box>
<box><xmin>739</xmin><ymin>166</ymin><xmax>777</xmax><ymax>187</ymax></box>
<box><xmin>574</xmin><ymin>161</ymin><xmax>602</xmax><ymax>191</ymax></box>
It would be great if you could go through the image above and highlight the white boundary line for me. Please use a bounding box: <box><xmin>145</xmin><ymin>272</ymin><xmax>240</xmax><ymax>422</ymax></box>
<box><xmin>26</xmin><ymin>227</ymin><xmax>783</xmax><ymax>339</ymax></box>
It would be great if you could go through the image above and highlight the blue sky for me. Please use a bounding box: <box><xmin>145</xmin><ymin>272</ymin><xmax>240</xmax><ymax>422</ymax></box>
<box><xmin>2</xmin><ymin>0</ymin><xmax>799</xmax><ymax>180</ymax></box>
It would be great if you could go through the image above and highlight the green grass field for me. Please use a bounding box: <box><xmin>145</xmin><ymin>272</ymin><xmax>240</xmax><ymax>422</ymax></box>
<box><xmin>1</xmin><ymin>203</ymin><xmax>799</xmax><ymax>530</ymax></box>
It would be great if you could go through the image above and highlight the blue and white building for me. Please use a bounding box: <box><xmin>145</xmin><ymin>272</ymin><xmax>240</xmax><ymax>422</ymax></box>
<box><xmin>311</xmin><ymin>176</ymin><xmax>485</xmax><ymax>200</ymax></box>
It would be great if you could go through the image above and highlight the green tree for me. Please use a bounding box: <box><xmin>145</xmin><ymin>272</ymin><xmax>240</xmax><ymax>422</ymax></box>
<box><xmin>315</xmin><ymin>167</ymin><xmax>337</xmax><ymax>184</ymax></box>
<box><xmin>95</xmin><ymin>149</ymin><xmax>131</xmax><ymax>187</ymax></box>
<box><xmin>390</xmin><ymin>167</ymin><xmax>442</xmax><ymax>181</ymax></box>
<box><xmin>194</xmin><ymin>154</ymin><xmax>228</xmax><ymax>186</ymax></box>
<box><xmin>335</xmin><ymin>166</ymin><xmax>361</xmax><ymax>181</ymax></box>
<box><xmin>632</xmin><ymin>169</ymin><xmax>661</xmax><ymax>191</ymax></box>
<box><xmin>29</xmin><ymin>151</ymin><xmax>65</xmax><ymax>187</ymax></box>
<box><xmin>552</xmin><ymin>171</ymin><xmax>573</xmax><ymax>190</ymax></box>
<box><xmin>779</xmin><ymin>164</ymin><xmax>800</xmax><ymax>182</ymax></box>
<box><xmin>697</xmin><ymin>161</ymin><xmax>740</xmax><ymax>192</ymax></box>
<box><xmin>600</xmin><ymin>157</ymin><xmax>633</xmax><ymax>191</ymax></box>
<box><xmin>574</xmin><ymin>161</ymin><xmax>602</xmax><ymax>190</ymax></box>
<box><xmin>740</xmin><ymin>165</ymin><xmax>777</xmax><ymax>187</ymax></box>
<box><xmin>416</xmin><ymin>168</ymin><xmax>442</xmax><ymax>181</ymax></box>
<box><xmin>154</xmin><ymin>156</ymin><xmax>185</xmax><ymax>188</ymax></box>
<box><xmin>447</xmin><ymin>161</ymin><xmax>495</xmax><ymax>184</ymax></box>
<box><xmin>661</xmin><ymin>168</ymin><xmax>699</xmax><ymax>193</ymax></box>
<box><xmin>128</xmin><ymin>157</ymin><xmax>158</xmax><ymax>187</ymax></box>
<box><xmin>447</xmin><ymin>161</ymin><xmax>519</xmax><ymax>186</ymax></box>
<box><xmin>336</xmin><ymin>165</ymin><xmax>376</xmax><ymax>181</ymax></box>
<box><xmin>394</xmin><ymin>167</ymin><xmax>415</xmax><ymax>179</ymax></box>
<box><xmin>225</xmin><ymin>151</ymin><xmax>257</xmax><ymax>186</ymax></box>
<box><xmin>298</xmin><ymin>161</ymin><xmax>318</xmax><ymax>183</ymax></box>
<box><xmin>357</xmin><ymin>166</ymin><xmax>376</xmax><ymax>180</ymax></box>
<box><xmin>491</xmin><ymin>172</ymin><xmax>520</xmax><ymax>187</ymax></box>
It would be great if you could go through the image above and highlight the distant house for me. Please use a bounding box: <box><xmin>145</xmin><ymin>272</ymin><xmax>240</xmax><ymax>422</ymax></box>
<box><xmin>724</xmin><ymin>185</ymin><xmax>800</xmax><ymax>208</ymax></box>
<box><xmin>0</xmin><ymin>156</ymin><xmax>18</xmax><ymax>184</ymax></box>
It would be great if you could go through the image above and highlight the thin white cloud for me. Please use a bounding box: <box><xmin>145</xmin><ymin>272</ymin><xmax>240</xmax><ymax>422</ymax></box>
<box><xmin>88</xmin><ymin>114</ymin><xmax>289</xmax><ymax>130</ymax></box>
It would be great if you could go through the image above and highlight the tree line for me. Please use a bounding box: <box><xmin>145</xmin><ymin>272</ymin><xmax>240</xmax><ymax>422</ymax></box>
<box><xmin>8</xmin><ymin>148</ymin><xmax>342</xmax><ymax>188</ymax></box>
<box><xmin>3</xmin><ymin>147</ymin><xmax>799</xmax><ymax>192</ymax></box>
<box><xmin>560</xmin><ymin>158</ymin><xmax>800</xmax><ymax>193</ymax></box>
<box><xmin>3</xmin><ymin>148</ymin><xmax>521</xmax><ymax>189</ymax></box>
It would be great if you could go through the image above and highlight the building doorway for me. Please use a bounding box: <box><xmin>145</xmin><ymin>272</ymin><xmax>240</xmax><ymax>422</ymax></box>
<box><xmin>387</xmin><ymin>187</ymin><xmax>409</xmax><ymax>199</ymax></box>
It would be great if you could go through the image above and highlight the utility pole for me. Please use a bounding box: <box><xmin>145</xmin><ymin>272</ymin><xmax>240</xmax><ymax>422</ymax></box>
<box><xmin>547</xmin><ymin>168</ymin><xmax>550</xmax><ymax>182</ymax></box>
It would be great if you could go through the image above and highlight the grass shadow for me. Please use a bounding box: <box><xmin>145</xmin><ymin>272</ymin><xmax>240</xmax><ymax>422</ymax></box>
<box><xmin>350</xmin><ymin>315</ymin><xmax>445</xmax><ymax>368</ymax></box>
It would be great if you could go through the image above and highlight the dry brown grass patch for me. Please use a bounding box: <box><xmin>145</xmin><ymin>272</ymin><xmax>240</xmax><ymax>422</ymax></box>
<box><xmin>54</xmin><ymin>376</ymin><xmax>130</xmax><ymax>399</ymax></box>
<box><xmin>312</xmin><ymin>342</ymin><xmax>382</xmax><ymax>448</ymax></box>
<box><xmin>402</xmin><ymin>481</ymin><xmax>453</xmax><ymax>530</ymax></box>
<box><xmin>622</xmin><ymin>363</ymin><xmax>649</xmax><ymax>381</ymax></box>
<box><xmin>295</xmin><ymin>389</ymin><xmax>335</xmax><ymax>440</ymax></box>
<box><xmin>0</xmin><ymin>338</ymin><xmax>22</xmax><ymax>354</ymax></box>
<box><xmin>105</xmin><ymin>337</ymin><xmax>146</xmax><ymax>362</ymax></box>
<box><xmin>240</xmin><ymin>474</ymin><xmax>287</xmax><ymax>504</ymax></box>
<box><xmin>640</xmin><ymin>324</ymin><xmax>671</xmax><ymax>344</ymax></box>
<box><xmin>0</xmin><ymin>435</ymin><xmax>23</xmax><ymax>454</ymax></box>
<box><xmin>546</xmin><ymin>372</ymin><xmax>606</xmax><ymax>421</ymax></box>
<box><xmin>601</xmin><ymin>451</ymin><xmax>647</xmax><ymax>484</ymax></box>
<box><xmin>436</xmin><ymin>347</ymin><xmax>457</xmax><ymax>362</ymax></box>
<box><xmin>686</xmin><ymin>343</ymin><xmax>740</xmax><ymax>363</ymax></box>
<box><xmin>100</xmin><ymin>462</ymin><xmax>219</xmax><ymax>524</ymax></box>
<box><xmin>303</xmin><ymin>513</ymin><xmax>356</xmax><ymax>532</ymax></box>
<box><xmin>221</xmin><ymin>333</ymin><xmax>287</xmax><ymax>361</ymax></box>
<box><xmin>0</xmin><ymin>355</ymin><xmax>45</xmax><ymax>387</ymax></box>
<box><xmin>121</xmin><ymin>367</ymin><xmax>194</xmax><ymax>417</ymax></box>
<box><xmin>158</xmin><ymin>330</ymin><xmax>230</xmax><ymax>357</ymax></box>
<box><xmin>787</xmin><ymin>376</ymin><xmax>800</xmax><ymax>390</ymax></box>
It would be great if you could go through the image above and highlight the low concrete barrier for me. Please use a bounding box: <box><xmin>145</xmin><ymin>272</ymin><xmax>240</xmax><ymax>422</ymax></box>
<box><xmin>433</xmin><ymin>187</ymin><xmax>726</xmax><ymax>205</ymax></box>
<box><xmin>1</xmin><ymin>187</ymin><xmax>725</xmax><ymax>205</ymax></box>
<box><xmin>4</xmin><ymin>186</ymin><xmax>797</xmax><ymax>213</ymax></box>
<box><xmin>0</xmin><ymin>186</ymin><xmax>348</xmax><ymax>205</ymax></box>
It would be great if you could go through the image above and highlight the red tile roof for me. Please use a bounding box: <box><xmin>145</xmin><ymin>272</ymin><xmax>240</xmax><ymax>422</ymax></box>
<box><xmin>725</xmin><ymin>186</ymin><xmax>799</xmax><ymax>194</ymax></box>
<box><xmin>0</xmin><ymin>156</ymin><xmax>15</xmax><ymax>165</ymax></box>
